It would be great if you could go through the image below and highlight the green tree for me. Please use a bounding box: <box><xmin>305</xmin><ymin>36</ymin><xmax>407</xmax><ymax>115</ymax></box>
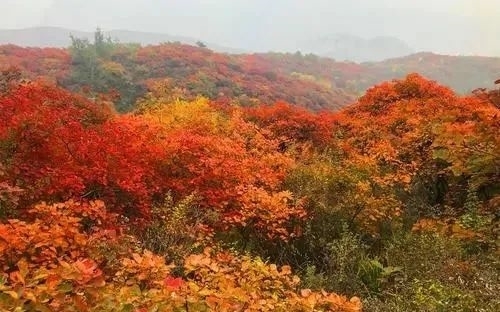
<box><xmin>196</xmin><ymin>40</ymin><xmax>207</xmax><ymax>48</ymax></box>
<box><xmin>68</xmin><ymin>28</ymin><xmax>142</xmax><ymax>112</ymax></box>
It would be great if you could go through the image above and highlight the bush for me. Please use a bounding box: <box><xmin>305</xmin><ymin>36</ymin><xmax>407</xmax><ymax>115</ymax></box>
<box><xmin>135</xmin><ymin>193</ymin><xmax>210</xmax><ymax>264</ymax></box>
<box><xmin>363</xmin><ymin>232</ymin><xmax>499</xmax><ymax>311</ymax></box>
<box><xmin>300</xmin><ymin>230</ymin><xmax>368</xmax><ymax>294</ymax></box>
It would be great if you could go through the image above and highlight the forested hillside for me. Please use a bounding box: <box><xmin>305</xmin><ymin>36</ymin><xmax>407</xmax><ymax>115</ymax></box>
<box><xmin>1</xmin><ymin>31</ymin><xmax>499</xmax><ymax>114</ymax></box>
<box><xmin>0</xmin><ymin>33</ymin><xmax>499</xmax><ymax>311</ymax></box>
<box><xmin>253</xmin><ymin>52</ymin><xmax>500</xmax><ymax>95</ymax></box>
<box><xmin>0</xmin><ymin>39</ymin><xmax>355</xmax><ymax>112</ymax></box>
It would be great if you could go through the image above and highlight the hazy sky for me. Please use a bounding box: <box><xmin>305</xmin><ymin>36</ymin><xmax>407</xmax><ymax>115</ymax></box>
<box><xmin>1</xmin><ymin>0</ymin><xmax>499</xmax><ymax>55</ymax></box>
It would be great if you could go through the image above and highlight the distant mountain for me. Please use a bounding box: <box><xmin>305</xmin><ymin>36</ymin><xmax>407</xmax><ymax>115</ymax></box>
<box><xmin>302</xmin><ymin>33</ymin><xmax>414</xmax><ymax>62</ymax></box>
<box><xmin>0</xmin><ymin>27</ymin><xmax>245</xmax><ymax>54</ymax></box>
<box><xmin>0</xmin><ymin>27</ymin><xmax>82</xmax><ymax>48</ymax></box>
<box><xmin>358</xmin><ymin>52</ymin><xmax>500</xmax><ymax>93</ymax></box>
<box><xmin>0</xmin><ymin>28</ymin><xmax>415</xmax><ymax>62</ymax></box>
<box><xmin>2</xmin><ymin>36</ymin><xmax>498</xmax><ymax>112</ymax></box>
<box><xmin>249</xmin><ymin>51</ymin><xmax>500</xmax><ymax>97</ymax></box>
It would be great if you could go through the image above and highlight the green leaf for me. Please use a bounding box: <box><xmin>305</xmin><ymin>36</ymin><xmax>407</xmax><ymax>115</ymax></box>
<box><xmin>57</xmin><ymin>282</ymin><xmax>73</xmax><ymax>294</ymax></box>
<box><xmin>432</xmin><ymin>148</ymin><xmax>449</xmax><ymax>160</ymax></box>
<box><xmin>121</xmin><ymin>303</ymin><xmax>135</xmax><ymax>312</ymax></box>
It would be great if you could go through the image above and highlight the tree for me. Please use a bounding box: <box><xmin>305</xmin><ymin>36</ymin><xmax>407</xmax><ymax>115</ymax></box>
<box><xmin>196</xmin><ymin>40</ymin><xmax>207</xmax><ymax>48</ymax></box>
<box><xmin>0</xmin><ymin>66</ymin><xmax>22</xmax><ymax>94</ymax></box>
<box><xmin>68</xmin><ymin>28</ymin><xmax>141</xmax><ymax>112</ymax></box>
<box><xmin>0</xmin><ymin>81</ymin><xmax>166</xmax><ymax>218</ymax></box>
<box><xmin>139</xmin><ymin>97</ymin><xmax>306</xmax><ymax>240</ymax></box>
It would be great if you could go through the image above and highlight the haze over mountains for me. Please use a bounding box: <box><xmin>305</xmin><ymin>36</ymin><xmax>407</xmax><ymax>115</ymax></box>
<box><xmin>300</xmin><ymin>34</ymin><xmax>414</xmax><ymax>62</ymax></box>
<box><xmin>0</xmin><ymin>26</ymin><xmax>416</xmax><ymax>63</ymax></box>
<box><xmin>0</xmin><ymin>27</ymin><xmax>247</xmax><ymax>54</ymax></box>
<box><xmin>2</xmin><ymin>0</ymin><xmax>499</xmax><ymax>61</ymax></box>
<box><xmin>1</xmin><ymin>0</ymin><xmax>499</xmax><ymax>97</ymax></box>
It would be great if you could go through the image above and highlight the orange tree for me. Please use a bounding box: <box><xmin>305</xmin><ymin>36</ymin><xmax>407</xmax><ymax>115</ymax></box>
<box><xmin>242</xmin><ymin>101</ymin><xmax>336</xmax><ymax>149</ymax></box>
<box><xmin>138</xmin><ymin>94</ymin><xmax>306</xmax><ymax>241</ymax></box>
<box><xmin>1</xmin><ymin>79</ymin><xmax>307</xmax><ymax>240</ymax></box>
<box><xmin>0</xmin><ymin>80</ymin><xmax>169</xmax><ymax>218</ymax></box>
<box><xmin>330</xmin><ymin>73</ymin><xmax>498</xmax><ymax>229</ymax></box>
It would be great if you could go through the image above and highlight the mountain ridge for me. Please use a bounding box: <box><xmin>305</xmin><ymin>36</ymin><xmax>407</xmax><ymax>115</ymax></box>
<box><xmin>0</xmin><ymin>27</ymin><xmax>417</xmax><ymax>62</ymax></box>
<box><xmin>300</xmin><ymin>33</ymin><xmax>415</xmax><ymax>62</ymax></box>
<box><xmin>0</xmin><ymin>26</ymin><xmax>246</xmax><ymax>54</ymax></box>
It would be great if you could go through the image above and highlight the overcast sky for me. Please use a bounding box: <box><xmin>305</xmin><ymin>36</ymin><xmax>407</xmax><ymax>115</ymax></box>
<box><xmin>1</xmin><ymin>0</ymin><xmax>499</xmax><ymax>55</ymax></box>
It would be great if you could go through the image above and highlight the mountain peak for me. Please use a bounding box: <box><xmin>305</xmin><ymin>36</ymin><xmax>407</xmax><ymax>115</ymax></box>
<box><xmin>0</xmin><ymin>27</ymin><xmax>245</xmax><ymax>54</ymax></box>
<box><xmin>302</xmin><ymin>33</ymin><xmax>414</xmax><ymax>62</ymax></box>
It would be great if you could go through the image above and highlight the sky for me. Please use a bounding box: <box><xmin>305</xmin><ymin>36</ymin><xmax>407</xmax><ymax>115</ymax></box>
<box><xmin>1</xmin><ymin>0</ymin><xmax>499</xmax><ymax>55</ymax></box>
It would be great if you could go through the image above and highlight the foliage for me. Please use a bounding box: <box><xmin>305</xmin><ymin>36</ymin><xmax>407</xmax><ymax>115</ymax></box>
<box><xmin>0</xmin><ymin>45</ymin><xmax>70</xmax><ymax>83</ymax></box>
<box><xmin>0</xmin><ymin>66</ymin><xmax>23</xmax><ymax>94</ymax></box>
<box><xmin>2</xmin><ymin>41</ymin><xmax>500</xmax><ymax>113</ymax></box>
<box><xmin>136</xmin><ymin>193</ymin><xmax>209</xmax><ymax>264</ymax></box>
<box><xmin>68</xmin><ymin>28</ymin><xmax>143</xmax><ymax>112</ymax></box>
<box><xmin>243</xmin><ymin>101</ymin><xmax>335</xmax><ymax>148</ymax></box>
<box><xmin>0</xmin><ymin>44</ymin><xmax>499</xmax><ymax>311</ymax></box>
<box><xmin>364</xmin><ymin>233</ymin><xmax>499</xmax><ymax>311</ymax></box>
<box><xmin>0</xmin><ymin>200</ymin><xmax>116</xmax><ymax>270</ymax></box>
<box><xmin>0</xmin><ymin>201</ymin><xmax>361</xmax><ymax>312</ymax></box>
<box><xmin>0</xmin><ymin>81</ymin><xmax>169</xmax><ymax>217</ymax></box>
<box><xmin>285</xmin><ymin>155</ymin><xmax>401</xmax><ymax>235</ymax></box>
<box><xmin>0</xmin><ymin>40</ymin><xmax>355</xmax><ymax>112</ymax></box>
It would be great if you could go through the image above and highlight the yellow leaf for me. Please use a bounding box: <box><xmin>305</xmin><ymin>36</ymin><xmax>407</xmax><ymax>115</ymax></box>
<box><xmin>4</xmin><ymin>290</ymin><xmax>19</xmax><ymax>299</ymax></box>
<box><xmin>25</xmin><ymin>291</ymin><xmax>37</xmax><ymax>303</ymax></box>
<box><xmin>17</xmin><ymin>258</ymin><xmax>29</xmax><ymax>283</ymax></box>
<box><xmin>132</xmin><ymin>253</ymin><xmax>143</xmax><ymax>264</ymax></box>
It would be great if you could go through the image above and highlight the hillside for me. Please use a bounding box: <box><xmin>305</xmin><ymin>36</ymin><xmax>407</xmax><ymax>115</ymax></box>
<box><xmin>1</xmin><ymin>61</ymin><xmax>499</xmax><ymax>311</ymax></box>
<box><xmin>254</xmin><ymin>51</ymin><xmax>500</xmax><ymax>95</ymax></box>
<box><xmin>0</xmin><ymin>27</ymin><xmax>414</xmax><ymax>62</ymax></box>
<box><xmin>0</xmin><ymin>43</ymin><xmax>356</xmax><ymax>112</ymax></box>
<box><xmin>0</xmin><ymin>28</ymin><xmax>499</xmax><ymax>312</ymax></box>
<box><xmin>359</xmin><ymin>52</ymin><xmax>500</xmax><ymax>93</ymax></box>
<box><xmin>1</xmin><ymin>28</ymin><xmax>499</xmax><ymax>110</ymax></box>
<box><xmin>2</xmin><ymin>39</ymin><xmax>500</xmax><ymax>115</ymax></box>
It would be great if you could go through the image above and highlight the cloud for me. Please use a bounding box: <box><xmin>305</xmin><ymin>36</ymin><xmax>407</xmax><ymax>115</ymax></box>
<box><xmin>1</xmin><ymin>0</ymin><xmax>54</xmax><ymax>28</ymax></box>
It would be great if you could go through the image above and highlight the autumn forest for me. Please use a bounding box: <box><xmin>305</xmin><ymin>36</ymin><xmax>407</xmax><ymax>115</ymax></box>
<box><xmin>0</xmin><ymin>30</ymin><xmax>499</xmax><ymax>311</ymax></box>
